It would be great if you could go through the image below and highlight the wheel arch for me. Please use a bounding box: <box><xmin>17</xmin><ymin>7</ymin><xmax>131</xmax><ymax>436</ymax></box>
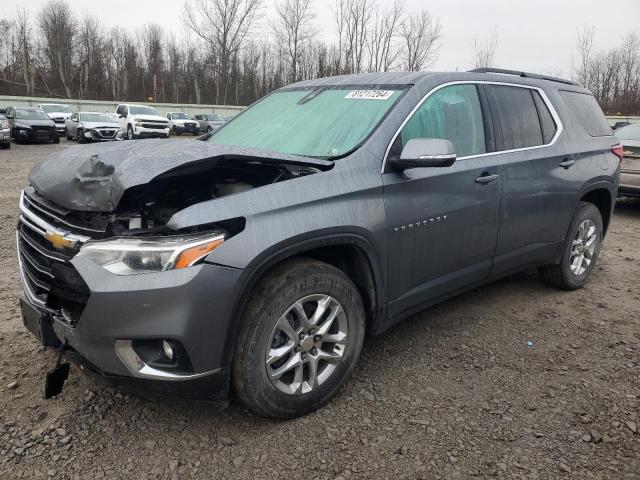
<box><xmin>578</xmin><ymin>184</ymin><xmax>613</xmax><ymax>235</ymax></box>
<box><xmin>220</xmin><ymin>233</ymin><xmax>385</xmax><ymax>367</ymax></box>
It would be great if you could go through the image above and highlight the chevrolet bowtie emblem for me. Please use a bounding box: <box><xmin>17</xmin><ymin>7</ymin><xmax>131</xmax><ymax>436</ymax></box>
<box><xmin>45</xmin><ymin>231</ymin><xmax>75</xmax><ymax>250</ymax></box>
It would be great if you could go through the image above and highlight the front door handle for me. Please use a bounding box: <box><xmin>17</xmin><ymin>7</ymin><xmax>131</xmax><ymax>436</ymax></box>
<box><xmin>475</xmin><ymin>173</ymin><xmax>500</xmax><ymax>184</ymax></box>
<box><xmin>559</xmin><ymin>159</ymin><xmax>576</xmax><ymax>169</ymax></box>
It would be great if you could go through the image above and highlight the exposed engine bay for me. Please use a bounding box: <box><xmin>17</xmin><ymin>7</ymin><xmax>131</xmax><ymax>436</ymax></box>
<box><xmin>112</xmin><ymin>159</ymin><xmax>320</xmax><ymax>235</ymax></box>
<box><xmin>27</xmin><ymin>158</ymin><xmax>322</xmax><ymax>238</ymax></box>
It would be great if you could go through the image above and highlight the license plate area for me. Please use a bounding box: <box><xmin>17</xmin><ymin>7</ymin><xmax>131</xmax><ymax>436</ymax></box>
<box><xmin>20</xmin><ymin>298</ymin><xmax>60</xmax><ymax>347</ymax></box>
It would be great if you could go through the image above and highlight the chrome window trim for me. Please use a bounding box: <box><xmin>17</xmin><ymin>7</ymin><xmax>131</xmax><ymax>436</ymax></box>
<box><xmin>382</xmin><ymin>80</ymin><xmax>564</xmax><ymax>173</ymax></box>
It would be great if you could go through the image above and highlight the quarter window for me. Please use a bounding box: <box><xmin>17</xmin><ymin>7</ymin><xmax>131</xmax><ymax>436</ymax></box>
<box><xmin>396</xmin><ymin>84</ymin><xmax>486</xmax><ymax>158</ymax></box>
<box><xmin>485</xmin><ymin>85</ymin><xmax>544</xmax><ymax>150</ymax></box>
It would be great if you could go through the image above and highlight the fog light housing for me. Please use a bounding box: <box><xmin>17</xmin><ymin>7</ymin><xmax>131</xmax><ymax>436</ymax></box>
<box><xmin>162</xmin><ymin>340</ymin><xmax>174</xmax><ymax>361</ymax></box>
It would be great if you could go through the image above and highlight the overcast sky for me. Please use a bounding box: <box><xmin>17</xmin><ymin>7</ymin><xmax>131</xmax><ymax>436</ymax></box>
<box><xmin>4</xmin><ymin>0</ymin><xmax>639</xmax><ymax>77</ymax></box>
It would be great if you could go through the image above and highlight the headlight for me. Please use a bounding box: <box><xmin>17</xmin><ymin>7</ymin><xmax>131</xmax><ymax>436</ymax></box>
<box><xmin>0</xmin><ymin>119</ymin><xmax>8</xmax><ymax>129</ymax></box>
<box><xmin>77</xmin><ymin>233</ymin><xmax>225</xmax><ymax>275</ymax></box>
<box><xmin>15</xmin><ymin>122</ymin><xmax>32</xmax><ymax>129</ymax></box>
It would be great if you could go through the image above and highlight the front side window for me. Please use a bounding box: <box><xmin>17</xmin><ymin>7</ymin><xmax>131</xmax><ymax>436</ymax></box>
<box><xmin>210</xmin><ymin>87</ymin><xmax>405</xmax><ymax>158</ymax></box>
<box><xmin>395</xmin><ymin>84</ymin><xmax>486</xmax><ymax>158</ymax></box>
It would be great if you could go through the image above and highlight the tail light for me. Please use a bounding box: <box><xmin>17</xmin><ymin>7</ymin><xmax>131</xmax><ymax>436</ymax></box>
<box><xmin>612</xmin><ymin>144</ymin><xmax>624</xmax><ymax>162</ymax></box>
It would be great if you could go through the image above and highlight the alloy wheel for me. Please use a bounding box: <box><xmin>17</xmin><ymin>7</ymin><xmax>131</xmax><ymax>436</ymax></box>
<box><xmin>265</xmin><ymin>294</ymin><xmax>348</xmax><ymax>395</ymax></box>
<box><xmin>570</xmin><ymin>219</ymin><xmax>597</xmax><ymax>276</ymax></box>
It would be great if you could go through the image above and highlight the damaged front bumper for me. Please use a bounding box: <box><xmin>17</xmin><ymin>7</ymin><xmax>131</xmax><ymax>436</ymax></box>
<box><xmin>17</xmin><ymin>190</ymin><xmax>243</xmax><ymax>403</ymax></box>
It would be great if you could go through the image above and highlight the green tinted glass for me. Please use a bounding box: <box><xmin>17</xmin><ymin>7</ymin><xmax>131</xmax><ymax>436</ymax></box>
<box><xmin>401</xmin><ymin>84</ymin><xmax>486</xmax><ymax>157</ymax></box>
<box><xmin>210</xmin><ymin>88</ymin><xmax>404</xmax><ymax>158</ymax></box>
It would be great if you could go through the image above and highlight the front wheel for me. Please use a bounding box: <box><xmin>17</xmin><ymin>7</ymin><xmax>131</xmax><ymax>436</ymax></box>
<box><xmin>52</xmin><ymin>133</ymin><xmax>60</xmax><ymax>144</ymax></box>
<box><xmin>127</xmin><ymin>125</ymin><xmax>135</xmax><ymax>140</ymax></box>
<box><xmin>232</xmin><ymin>258</ymin><xmax>365</xmax><ymax>418</ymax></box>
<box><xmin>538</xmin><ymin>202</ymin><xmax>603</xmax><ymax>290</ymax></box>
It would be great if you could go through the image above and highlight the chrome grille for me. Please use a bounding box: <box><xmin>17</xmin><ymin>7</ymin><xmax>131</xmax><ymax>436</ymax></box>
<box><xmin>17</xmin><ymin>190</ymin><xmax>91</xmax><ymax>321</ymax></box>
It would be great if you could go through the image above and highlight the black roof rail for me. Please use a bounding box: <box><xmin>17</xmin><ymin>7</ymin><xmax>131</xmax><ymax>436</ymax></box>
<box><xmin>468</xmin><ymin>68</ymin><xmax>578</xmax><ymax>87</ymax></box>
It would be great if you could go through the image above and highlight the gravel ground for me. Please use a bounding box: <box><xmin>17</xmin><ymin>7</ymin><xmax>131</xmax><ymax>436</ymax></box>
<box><xmin>0</xmin><ymin>139</ymin><xmax>639</xmax><ymax>480</ymax></box>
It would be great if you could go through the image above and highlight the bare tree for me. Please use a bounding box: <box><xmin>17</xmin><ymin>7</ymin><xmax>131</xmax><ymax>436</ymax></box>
<box><xmin>77</xmin><ymin>15</ymin><xmax>105</xmax><ymax>99</ymax></box>
<box><xmin>182</xmin><ymin>0</ymin><xmax>263</xmax><ymax>104</ymax></box>
<box><xmin>272</xmin><ymin>0</ymin><xmax>314</xmax><ymax>82</ymax></box>
<box><xmin>473</xmin><ymin>30</ymin><xmax>498</xmax><ymax>69</ymax></box>
<box><xmin>367</xmin><ymin>0</ymin><xmax>404</xmax><ymax>72</ymax></box>
<box><xmin>400</xmin><ymin>10</ymin><xmax>441</xmax><ymax>71</ymax></box>
<box><xmin>38</xmin><ymin>0</ymin><xmax>76</xmax><ymax>98</ymax></box>
<box><xmin>573</xmin><ymin>25</ymin><xmax>596</xmax><ymax>88</ymax></box>
<box><xmin>15</xmin><ymin>7</ymin><xmax>36</xmax><ymax>96</ymax></box>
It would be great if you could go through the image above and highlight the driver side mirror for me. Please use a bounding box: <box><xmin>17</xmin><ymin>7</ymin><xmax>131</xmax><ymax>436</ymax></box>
<box><xmin>388</xmin><ymin>138</ymin><xmax>457</xmax><ymax>170</ymax></box>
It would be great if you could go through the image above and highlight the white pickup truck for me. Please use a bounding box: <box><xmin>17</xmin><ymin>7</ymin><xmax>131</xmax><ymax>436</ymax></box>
<box><xmin>115</xmin><ymin>104</ymin><xmax>170</xmax><ymax>140</ymax></box>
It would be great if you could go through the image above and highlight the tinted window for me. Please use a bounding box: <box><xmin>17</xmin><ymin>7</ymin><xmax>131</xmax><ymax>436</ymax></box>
<box><xmin>559</xmin><ymin>91</ymin><xmax>611</xmax><ymax>137</ymax></box>
<box><xmin>532</xmin><ymin>91</ymin><xmax>557</xmax><ymax>144</ymax></box>
<box><xmin>398</xmin><ymin>84</ymin><xmax>486</xmax><ymax>157</ymax></box>
<box><xmin>485</xmin><ymin>85</ymin><xmax>543</xmax><ymax>150</ymax></box>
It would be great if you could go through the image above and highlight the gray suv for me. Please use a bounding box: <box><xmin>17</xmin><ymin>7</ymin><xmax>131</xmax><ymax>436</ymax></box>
<box><xmin>17</xmin><ymin>69</ymin><xmax>621</xmax><ymax>418</ymax></box>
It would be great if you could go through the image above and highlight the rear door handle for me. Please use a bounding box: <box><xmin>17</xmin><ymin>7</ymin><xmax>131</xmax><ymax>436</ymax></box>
<box><xmin>475</xmin><ymin>173</ymin><xmax>500</xmax><ymax>184</ymax></box>
<box><xmin>559</xmin><ymin>159</ymin><xmax>576</xmax><ymax>169</ymax></box>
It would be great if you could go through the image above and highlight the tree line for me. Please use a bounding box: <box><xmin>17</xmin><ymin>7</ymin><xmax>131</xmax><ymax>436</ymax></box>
<box><xmin>0</xmin><ymin>1</ymin><xmax>639</xmax><ymax>114</ymax></box>
<box><xmin>573</xmin><ymin>27</ymin><xmax>640</xmax><ymax>116</ymax></box>
<box><xmin>0</xmin><ymin>0</ymin><xmax>440</xmax><ymax>106</ymax></box>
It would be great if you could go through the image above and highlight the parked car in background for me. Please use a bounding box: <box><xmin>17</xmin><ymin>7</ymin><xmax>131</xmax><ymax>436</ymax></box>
<box><xmin>0</xmin><ymin>114</ymin><xmax>10</xmax><ymax>149</ymax></box>
<box><xmin>194</xmin><ymin>113</ymin><xmax>226</xmax><ymax>132</ymax></box>
<box><xmin>38</xmin><ymin>103</ymin><xmax>74</xmax><ymax>136</ymax></box>
<box><xmin>5</xmin><ymin>107</ymin><xmax>59</xmax><ymax>144</ymax></box>
<box><xmin>65</xmin><ymin>112</ymin><xmax>122</xmax><ymax>143</ymax></box>
<box><xmin>115</xmin><ymin>104</ymin><xmax>169</xmax><ymax>140</ymax></box>
<box><xmin>613</xmin><ymin>121</ymin><xmax>630</xmax><ymax>131</ymax></box>
<box><xmin>17</xmin><ymin>69</ymin><xmax>620</xmax><ymax>418</ymax></box>
<box><xmin>167</xmin><ymin>112</ymin><xmax>200</xmax><ymax>135</ymax></box>
<box><xmin>615</xmin><ymin>123</ymin><xmax>640</xmax><ymax>197</ymax></box>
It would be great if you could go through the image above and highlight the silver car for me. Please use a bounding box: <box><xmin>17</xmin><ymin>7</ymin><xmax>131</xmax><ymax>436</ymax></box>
<box><xmin>0</xmin><ymin>114</ymin><xmax>10</xmax><ymax>149</ymax></box>
<box><xmin>65</xmin><ymin>112</ymin><xmax>122</xmax><ymax>143</ymax></box>
<box><xmin>193</xmin><ymin>114</ymin><xmax>226</xmax><ymax>133</ymax></box>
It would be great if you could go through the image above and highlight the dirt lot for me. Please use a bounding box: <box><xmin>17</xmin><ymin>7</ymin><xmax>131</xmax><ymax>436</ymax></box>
<box><xmin>0</xmin><ymin>139</ymin><xmax>638</xmax><ymax>480</ymax></box>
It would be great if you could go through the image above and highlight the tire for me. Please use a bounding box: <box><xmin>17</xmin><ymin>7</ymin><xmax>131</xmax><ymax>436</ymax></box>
<box><xmin>66</xmin><ymin>131</ymin><xmax>73</xmax><ymax>141</ymax></box>
<box><xmin>232</xmin><ymin>258</ymin><xmax>366</xmax><ymax>419</ymax></box>
<box><xmin>0</xmin><ymin>142</ymin><xmax>9</xmax><ymax>149</ymax></box>
<box><xmin>52</xmin><ymin>133</ymin><xmax>60</xmax><ymax>144</ymax></box>
<box><xmin>538</xmin><ymin>202</ymin><xmax>603</xmax><ymax>290</ymax></box>
<box><xmin>127</xmin><ymin>125</ymin><xmax>135</xmax><ymax>140</ymax></box>
<box><xmin>207</xmin><ymin>125</ymin><xmax>213</xmax><ymax>133</ymax></box>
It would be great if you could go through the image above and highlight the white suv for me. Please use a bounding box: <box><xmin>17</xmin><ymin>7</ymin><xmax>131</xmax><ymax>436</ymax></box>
<box><xmin>38</xmin><ymin>103</ymin><xmax>73</xmax><ymax>136</ymax></box>
<box><xmin>115</xmin><ymin>104</ymin><xmax>170</xmax><ymax>140</ymax></box>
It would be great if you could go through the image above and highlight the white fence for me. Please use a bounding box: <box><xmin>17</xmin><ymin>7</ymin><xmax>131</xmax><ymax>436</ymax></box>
<box><xmin>0</xmin><ymin>95</ymin><xmax>245</xmax><ymax>117</ymax></box>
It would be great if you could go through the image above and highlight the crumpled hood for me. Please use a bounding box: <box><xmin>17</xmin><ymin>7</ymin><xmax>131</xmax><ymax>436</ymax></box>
<box><xmin>28</xmin><ymin>139</ymin><xmax>332</xmax><ymax>212</ymax></box>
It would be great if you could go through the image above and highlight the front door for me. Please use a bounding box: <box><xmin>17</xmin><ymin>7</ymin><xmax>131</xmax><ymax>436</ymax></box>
<box><xmin>383</xmin><ymin>83</ymin><xmax>502</xmax><ymax>319</ymax></box>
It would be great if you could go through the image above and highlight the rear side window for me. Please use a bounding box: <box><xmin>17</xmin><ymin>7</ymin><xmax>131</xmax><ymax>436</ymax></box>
<box><xmin>532</xmin><ymin>91</ymin><xmax>557</xmax><ymax>144</ymax></box>
<box><xmin>559</xmin><ymin>91</ymin><xmax>611</xmax><ymax>137</ymax></box>
<box><xmin>397</xmin><ymin>84</ymin><xmax>486</xmax><ymax>157</ymax></box>
<box><xmin>485</xmin><ymin>85</ymin><xmax>544</xmax><ymax>150</ymax></box>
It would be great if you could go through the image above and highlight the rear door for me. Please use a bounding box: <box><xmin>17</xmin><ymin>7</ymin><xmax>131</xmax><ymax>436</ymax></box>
<box><xmin>484</xmin><ymin>84</ymin><xmax>578</xmax><ymax>275</ymax></box>
<box><xmin>383</xmin><ymin>83</ymin><xmax>502</xmax><ymax>318</ymax></box>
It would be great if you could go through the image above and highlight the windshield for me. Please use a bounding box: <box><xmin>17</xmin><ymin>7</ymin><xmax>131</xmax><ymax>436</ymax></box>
<box><xmin>15</xmin><ymin>109</ymin><xmax>50</xmax><ymax>120</ymax></box>
<box><xmin>209</xmin><ymin>87</ymin><xmax>405</xmax><ymax>158</ymax></box>
<box><xmin>129</xmin><ymin>106</ymin><xmax>160</xmax><ymax>116</ymax></box>
<box><xmin>80</xmin><ymin>113</ymin><xmax>112</xmax><ymax>123</ymax></box>
<box><xmin>171</xmin><ymin>113</ymin><xmax>191</xmax><ymax>119</ymax></box>
<box><xmin>205</xmin><ymin>114</ymin><xmax>224</xmax><ymax>121</ymax></box>
<box><xmin>41</xmin><ymin>104</ymin><xmax>72</xmax><ymax>113</ymax></box>
<box><xmin>616</xmin><ymin>124</ymin><xmax>640</xmax><ymax>141</ymax></box>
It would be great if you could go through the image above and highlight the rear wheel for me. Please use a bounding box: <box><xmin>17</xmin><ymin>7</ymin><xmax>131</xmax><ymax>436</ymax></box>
<box><xmin>232</xmin><ymin>258</ymin><xmax>365</xmax><ymax>418</ymax></box>
<box><xmin>538</xmin><ymin>202</ymin><xmax>603</xmax><ymax>290</ymax></box>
